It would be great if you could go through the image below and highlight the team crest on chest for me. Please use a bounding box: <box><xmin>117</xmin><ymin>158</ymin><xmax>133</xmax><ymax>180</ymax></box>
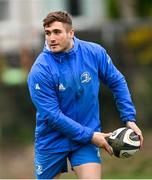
<box><xmin>80</xmin><ymin>72</ymin><xmax>91</xmax><ymax>83</ymax></box>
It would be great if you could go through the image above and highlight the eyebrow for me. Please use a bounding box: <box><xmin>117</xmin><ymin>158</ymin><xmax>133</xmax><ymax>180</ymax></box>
<box><xmin>44</xmin><ymin>28</ymin><xmax>62</xmax><ymax>33</ymax></box>
<box><xmin>44</xmin><ymin>29</ymin><xmax>50</xmax><ymax>32</ymax></box>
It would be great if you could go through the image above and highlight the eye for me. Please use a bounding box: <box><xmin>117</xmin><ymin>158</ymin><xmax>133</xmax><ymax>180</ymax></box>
<box><xmin>53</xmin><ymin>29</ymin><xmax>61</xmax><ymax>34</ymax></box>
<box><xmin>45</xmin><ymin>31</ymin><xmax>51</xmax><ymax>36</ymax></box>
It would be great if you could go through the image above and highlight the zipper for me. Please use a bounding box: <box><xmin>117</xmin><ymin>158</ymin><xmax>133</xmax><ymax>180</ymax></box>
<box><xmin>67</xmin><ymin>55</ymin><xmax>80</xmax><ymax>121</ymax></box>
<box><xmin>64</xmin><ymin>54</ymin><xmax>80</xmax><ymax>151</ymax></box>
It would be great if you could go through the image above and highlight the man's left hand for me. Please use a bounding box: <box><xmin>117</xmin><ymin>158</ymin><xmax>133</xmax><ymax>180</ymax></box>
<box><xmin>126</xmin><ymin>121</ymin><xmax>143</xmax><ymax>147</ymax></box>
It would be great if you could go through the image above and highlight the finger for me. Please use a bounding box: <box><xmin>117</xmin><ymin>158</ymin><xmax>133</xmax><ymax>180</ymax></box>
<box><xmin>127</xmin><ymin>123</ymin><xmax>143</xmax><ymax>147</ymax></box>
<box><xmin>104</xmin><ymin>143</ymin><xmax>113</xmax><ymax>156</ymax></box>
<box><xmin>102</xmin><ymin>132</ymin><xmax>112</xmax><ymax>138</ymax></box>
<box><xmin>133</xmin><ymin>130</ymin><xmax>143</xmax><ymax>147</ymax></box>
<box><xmin>106</xmin><ymin>147</ymin><xmax>113</xmax><ymax>156</ymax></box>
<box><xmin>138</xmin><ymin>133</ymin><xmax>144</xmax><ymax>147</ymax></box>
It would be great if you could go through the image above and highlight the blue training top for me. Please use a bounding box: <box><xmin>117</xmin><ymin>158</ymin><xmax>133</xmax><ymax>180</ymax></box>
<box><xmin>27</xmin><ymin>37</ymin><xmax>136</xmax><ymax>153</ymax></box>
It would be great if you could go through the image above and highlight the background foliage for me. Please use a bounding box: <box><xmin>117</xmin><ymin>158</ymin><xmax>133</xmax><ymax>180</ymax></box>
<box><xmin>0</xmin><ymin>0</ymin><xmax>152</xmax><ymax>178</ymax></box>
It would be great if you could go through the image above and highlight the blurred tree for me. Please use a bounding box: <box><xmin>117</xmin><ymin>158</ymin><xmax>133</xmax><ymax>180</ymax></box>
<box><xmin>106</xmin><ymin>0</ymin><xmax>120</xmax><ymax>19</ymax></box>
<box><xmin>137</xmin><ymin>0</ymin><xmax>152</xmax><ymax>17</ymax></box>
<box><xmin>67</xmin><ymin>0</ymin><xmax>81</xmax><ymax>16</ymax></box>
<box><xmin>118</xmin><ymin>0</ymin><xmax>137</xmax><ymax>19</ymax></box>
<box><xmin>106</xmin><ymin>0</ymin><xmax>152</xmax><ymax>19</ymax></box>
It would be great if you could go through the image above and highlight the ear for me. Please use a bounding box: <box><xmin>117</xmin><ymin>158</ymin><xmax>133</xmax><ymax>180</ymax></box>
<box><xmin>69</xmin><ymin>28</ymin><xmax>75</xmax><ymax>38</ymax></box>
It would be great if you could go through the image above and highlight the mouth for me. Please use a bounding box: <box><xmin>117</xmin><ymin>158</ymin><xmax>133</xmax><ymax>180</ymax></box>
<box><xmin>50</xmin><ymin>44</ymin><xmax>59</xmax><ymax>48</ymax></box>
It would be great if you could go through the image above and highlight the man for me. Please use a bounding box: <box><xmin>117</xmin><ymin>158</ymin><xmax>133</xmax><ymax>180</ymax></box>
<box><xmin>27</xmin><ymin>11</ymin><xmax>143</xmax><ymax>179</ymax></box>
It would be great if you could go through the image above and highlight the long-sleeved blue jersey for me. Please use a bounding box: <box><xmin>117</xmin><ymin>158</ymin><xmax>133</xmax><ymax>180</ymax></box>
<box><xmin>27</xmin><ymin>37</ymin><xmax>136</xmax><ymax>153</ymax></box>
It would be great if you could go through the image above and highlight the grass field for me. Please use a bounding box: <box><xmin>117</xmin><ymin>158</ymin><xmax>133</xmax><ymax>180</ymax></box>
<box><xmin>61</xmin><ymin>130</ymin><xmax>152</xmax><ymax>179</ymax></box>
<box><xmin>0</xmin><ymin>131</ymin><xmax>152</xmax><ymax>179</ymax></box>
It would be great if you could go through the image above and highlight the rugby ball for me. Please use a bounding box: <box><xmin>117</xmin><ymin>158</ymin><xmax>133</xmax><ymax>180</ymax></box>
<box><xmin>107</xmin><ymin>127</ymin><xmax>141</xmax><ymax>158</ymax></box>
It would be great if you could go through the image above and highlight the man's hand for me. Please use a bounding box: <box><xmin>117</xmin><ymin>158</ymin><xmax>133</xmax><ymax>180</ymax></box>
<box><xmin>126</xmin><ymin>121</ymin><xmax>143</xmax><ymax>147</ymax></box>
<box><xmin>91</xmin><ymin>132</ymin><xmax>113</xmax><ymax>156</ymax></box>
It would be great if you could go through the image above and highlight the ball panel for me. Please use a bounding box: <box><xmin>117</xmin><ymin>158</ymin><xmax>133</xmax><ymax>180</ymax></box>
<box><xmin>123</xmin><ymin>128</ymin><xmax>140</xmax><ymax>147</ymax></box>
<box><xmin>113</xmin><ymin>149</ymin><xmax>120</xmax><ymax>158</ymax></box>
<box><xmin>122</xmin><ymin>143</ymin><xmax>140</xmax><ymax>150</ymax></box>
<box><xmin>107</xmin><ymin>127</ymin><xmax>141</xmax><ymax>158</ymax></box>
<box><xmin>108</xmin><ymin>127</ymin><xmax>126</xmax><ymax>140</ymax></box>
<box><xmin>119</xmin><ymin>149</ymin><xmax>139</xmax><ymax>158</ymax></box>
<box><xmin>130</xmin><ymin>132</ymin><xmax>140</xmax><ymax>141</ymax></box>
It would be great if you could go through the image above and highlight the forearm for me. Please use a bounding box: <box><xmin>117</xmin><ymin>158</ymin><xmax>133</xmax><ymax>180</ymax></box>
<box><xmin>47</xmin><ymin>110</ymin><xmax>94</xmax><ymax>144</ymax></box>
<box><xmin>110</xmin><ymin>77</ymin><xmax>136</xmax><ymax>122</ymax></box>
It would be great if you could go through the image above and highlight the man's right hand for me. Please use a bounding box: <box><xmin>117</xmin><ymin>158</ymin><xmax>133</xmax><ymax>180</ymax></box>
<box><xmin>91</xmin><ymin>132</ymin><xmax>113</xmax><ymax>156</ymax></box>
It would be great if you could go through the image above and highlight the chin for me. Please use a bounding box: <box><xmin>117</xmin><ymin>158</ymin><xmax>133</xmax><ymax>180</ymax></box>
<box><xmin>51</xmin><ymin>48</ymin><xmax>61</xmax><ymax>53</ymax></box>
<box><xmin>51</xmin><ymin>48</ymin><xmax>67</xmax><ymax>53</ymax></box>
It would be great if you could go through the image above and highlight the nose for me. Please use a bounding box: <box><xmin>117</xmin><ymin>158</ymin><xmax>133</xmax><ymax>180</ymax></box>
<box><xmin>50</xmin><ymin>33</ymin><xmax>56</xmax><ymax>42</ymax></box>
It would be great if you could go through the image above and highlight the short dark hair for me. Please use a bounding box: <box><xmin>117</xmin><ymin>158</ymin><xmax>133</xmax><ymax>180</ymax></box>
<box><xmin>43</xmin><ymin>11</ymin><xmax>72</xmax><ymax>28</ymax></box>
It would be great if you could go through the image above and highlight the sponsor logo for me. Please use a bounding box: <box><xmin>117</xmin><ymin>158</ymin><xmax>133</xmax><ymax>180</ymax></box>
<box><xmin>121</xmin><ymin>152</ymin><xmax>131</xmax><ymax>158</ymax></box>
<box><xmin>80</xmin><ymin>72</ymin><xmax>91</xmax><ymax>83</ymax></box>
<box><xmin>107</xmin><ymin>55</ymin><xmax>111</xmax><ymax>64</ymax></box>
<box><xmin>97</xmin><ymin>148</ymin><xmax>101</xmax><ymax>158</ymax></box>
<box><xmin>36</xmin><ymin>164</ymin><xmax>43</xmax><ymax>175</ymax></box>
<box><xmin>112</xmin><ymin>130</ymin><xmax>117</xmax><ymax>136</ymax></box>
<box><xmin>59</xmin><ymin>83</ymin><xmax>66</xmax><ymax>91</ymax></box>
<box><xmin>35</xmin><ymin>83</ymin><xmax>40</xmax><ymax>90</ymax></box>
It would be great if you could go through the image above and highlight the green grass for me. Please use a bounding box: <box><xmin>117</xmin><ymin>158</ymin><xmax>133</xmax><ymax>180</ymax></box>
<box><xmin>61</xmin><ymin>131</ymin><xmax>152</xmax><ymax>179</ymax></box>
<box><xmin>1</xmin><ymin>131</ymin><xmax>152</xmax><ymax>179</ymax></box>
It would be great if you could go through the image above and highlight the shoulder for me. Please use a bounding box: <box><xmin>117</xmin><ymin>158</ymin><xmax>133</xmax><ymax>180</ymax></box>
<box><xmin>28</xmin><ymin>52</ymin><xmax>53</xmax><ymax>83</ymax></box>
<box><xmin>75</xmin><ymin>38</ymin><xmax>107</xmax><ymax>63</ymax></box>
<box><xmin>77</xmin><ymin>38</ymin><xmax>106</xmax><ymax>56</ymax></box>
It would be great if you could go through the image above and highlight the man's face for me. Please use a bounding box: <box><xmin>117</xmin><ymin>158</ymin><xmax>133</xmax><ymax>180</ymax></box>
<box><xmin>44</xmin><ymin>21</ymin><xmax>74</xmax><ymax>53</ymax></box>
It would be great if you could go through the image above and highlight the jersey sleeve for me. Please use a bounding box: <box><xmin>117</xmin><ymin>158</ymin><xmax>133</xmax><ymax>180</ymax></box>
<box><xmin>27</xmin><ymin>64</ymin><xmax>94</xmax><ymax>144</ymax></box>
<box><xmin>97</xmin><ymin>46</ymin><xmax>136</xmax><ymax>123</ymax></box>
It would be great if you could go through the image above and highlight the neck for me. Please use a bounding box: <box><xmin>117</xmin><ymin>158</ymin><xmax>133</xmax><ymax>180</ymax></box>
<box><xmin>66</xmin><ymin>39</ymin><xmax>74</xmax><ymax>52</ymax></box>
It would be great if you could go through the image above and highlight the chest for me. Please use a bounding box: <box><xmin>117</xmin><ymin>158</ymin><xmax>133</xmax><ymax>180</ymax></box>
<box><xmin>48</xmin><ymin>53</ymin><xmax>100</xmax><ymax>102</ymax></box>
